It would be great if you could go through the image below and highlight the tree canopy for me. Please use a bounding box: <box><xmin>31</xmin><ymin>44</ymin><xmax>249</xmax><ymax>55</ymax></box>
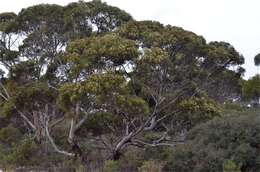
<box><xmin>241</xmin><ymin>74</ymin><xmax>260</xmax><ymax>105</ymax></box>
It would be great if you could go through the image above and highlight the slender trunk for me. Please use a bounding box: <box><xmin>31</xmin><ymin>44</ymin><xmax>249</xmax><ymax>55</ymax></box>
<box><xmin>111</xmin><ymin>132</ymin><xmax>133</xmax><ymax>160</ymax></box>
<box><xmin>68</xmin><ymin>118</ymin><xmax>85</xmax><ymax>161</ymax></box>
<box><xmin>33</xmin><ymin>111</ymin><xmax>43</xmax><ymax>144</ymax></box>
<box><xmin>45</xmin><ymin>118</ymin><xmax>74</xmax><ymax>157</ymax></box>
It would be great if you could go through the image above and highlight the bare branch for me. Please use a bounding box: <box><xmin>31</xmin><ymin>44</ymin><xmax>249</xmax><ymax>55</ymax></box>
<box><xmin>132</xmin><ymin>139</ymin><xmax>184</xmax><ymax>147</ymax></box>
<box><xmin>0</xmin><ymin>91</ymin><xmax>8</xmax><ymax>101</ymax></box>
<box><xmin>144</xmin><ymin>116</ymin><xmax>156</xmax><ymax>131</ymax></box>
<box><xmin>68</xmin><ymin>118</ymin><xmax>75</xmax><ymax>144</ymax></box>
<box><xmin>15</xmin><ymin>107</ymin><xmax>36</xmax><ymax>131</ymax></box>
<box><xmin>74</xmin><ymin>108</ymin><xmax>91</xmax><ymax>132</ymax></box>
<box><xmin>50</xmin><ymin>117</ymin><xmax>65</xmax><ymax>128</ymax></box>
<box><xmin>0</xmin><ymin>82</ymin><xmax>10</xmax><ymax>99</ymax></box>
<box><xmin>125</xmin><ymin>121</ymin><xmax>129</xmax><ymax>135</ymax></box>
<box><xmin>133</xmin><ymin>101</ymin><xmax>159</xmax><ymax>136</ymax></box>
<box><xmin>115</xmin><ymin>132</ymin><xmax>133</xmax><ymax>151</ymax></box>
<box><xmin>45</xmin><ymin>118</ymin><xmax>74</xmax><ymax>157</ymax></box>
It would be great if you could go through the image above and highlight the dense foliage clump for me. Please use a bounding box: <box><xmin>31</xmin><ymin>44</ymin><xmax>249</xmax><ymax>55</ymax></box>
<box><xmin>164</xmin><ymin>113</ymin><xmax>260</xmax><ymax>172</ymax></box>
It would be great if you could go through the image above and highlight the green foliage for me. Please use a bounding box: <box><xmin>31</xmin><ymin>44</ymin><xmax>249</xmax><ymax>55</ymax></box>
<box><xmin>0</xmin><ymin>12</ymin><xmax>17</xmax><ymax>33</ymax></box>
<box><xmin>17</xmin><ymin>4</ymin><xmax>64</xmax><ymax>33</ymax></box>
<box><xmin>85</xmin><ymin>72</ymin><xmax>128</xmax><ymax>95</ymax></box>
<box><xmin>0</xmin><ymin>125</ymin><xmax>22</xmax><ymax>143</ymax></box>
<box><xmin>64</xmin><ymin>0</ymin><xmax>132</xmax><ymax>38</ymax></box>
<box><xmin>143</xmin><ymin>147</ymin><xmax>173</xmax><ymax>162</ymax></box>
<box><xmin>0</xmin><ymin>49</ymin><xmax>19</xmax><ymax>66</ymax></box>
<box><xmin>103</xmin><ymin>160</ymin><xmax>119</xmax><ymax>172</ymax></box>
<box><xmin>86</xmin><ymin>0</ymin><xmax>132</xmax><ymax>33</ymax></box>
<box><xmin>84</xmin><ymin>112</ymin><xmax>118</xmax><ymax>136</ymax></box>
<box><xmin>0</xmin><ymin>99</ymin><xmax>15</xmax><ymax>118</ymax></box>
<box><xmin>9</xmin><ymin>61</ymin><xmax>40</xmax><ymax>82</ymax></box>
<box><xmin>64</xmin><ymin>34</ymin><xmax>139</xmax><ymax>78</ymax></box>
<box><xmin>63</xmin><ymin>1</ymin><xmax>92</xmax><ymax>39</ymax></box>
<box><xmin>11</xmin><ymin>82</ymin><xmax>54</xmax><ymax>110</ymax></box>
<box><xmin>138</xmin><ymin>160</ymin><xmax>163</xmax><ymax>172</ymax></box>
<box><xmin>164</xmin><ymin>113</ymin><xmax>260</xmax><ymax>172</ymax></box>
<box><xmin>58</xmin><ymin>72</ymin><xmax>130</xmax><ymax>112</ymax></box>
<box><xmin>223</xmin><ymin>159</ymin><xmax>241</xmax><ymax>172</ymax></box>
<box><xmin>177</xmin><ymin>96</ymin><xmax>220</xmax><ymax>128</ymax></box>
<box><xmin>0</xmin><ymin>138</ymin><xmax>39</xmax><ymax>169</ymax></box>
<box><xmin>142</xmin><ymin>47</ymin><xmax>169</xmax><ymax>64</ymax></box>
<box><xmin>67</xmin><ymin>34</ymin><xmax>139</xmax><ymax>62</ymax></box>
<box><xmin>241</xmin><ymin>74</ymin><xmax>260</xmax><ymax>104</ymax></box>
<box><xmin>117</xmin><ymin>148</ymin><xmax>145</xmax><ymax>171</ymax></box>
<box><xmin>222</xmin><ymin>102</ymin><xmax>244</xmax><ymax>113</ymax></box>
<box><xmin>116</xmin><ymin>95</ymin><xmax>149</xmax><ymax>117</ymax></box>
<box><xmin>116</xmin><ymin>20</ymin><xmax>164</xmax><ymax>46</ymax></box>
<box><xmin>58</xmin><ymin>82</ymin><xmax>89</xmax><ymax>112</ymax></box>
<box><xmin>206</xmin><ymin>41</ymin><xmax>244</xmax><ymax>66</ymax></box>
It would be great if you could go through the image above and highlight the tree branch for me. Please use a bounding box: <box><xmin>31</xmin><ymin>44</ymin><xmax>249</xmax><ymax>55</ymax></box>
<box><xmin>50</xmin><ymin>116</ymin><xmax>65</xmax><ymax>128</ymax></box>
<box><xmin>132</xmin><ymin>139</ymin><xmax>184</xmax><ymax>147</ymax></box>
<box><xmin>45</xmin><ymin>117</ymin><xmax>74</xmax><ymax>157</ymax></box>
<box><xmin>15</xmin><ymin>107</ymin><xmax>36</xmax><ymax>131</ymax></box>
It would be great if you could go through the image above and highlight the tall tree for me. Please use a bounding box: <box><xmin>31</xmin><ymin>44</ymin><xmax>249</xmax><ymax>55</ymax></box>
<box><xmin>0</xmin><ymin>1</ymin><xmax>134</xmax><ymax>159</ymax></box>
<box><xmin>0</xmin><ymin>1</ymin><xmax>245</xmax><ymax>166</ymax></box>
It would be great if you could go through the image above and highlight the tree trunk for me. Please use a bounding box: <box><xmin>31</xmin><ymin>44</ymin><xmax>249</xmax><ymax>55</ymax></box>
<box><xmin>33</xmin><ymin>111</ymin><xmax>44</xmax><ymax>144</ymax></box>
<box><xmin>112</xmin><ymin>150</ymin><xmax>122</xmax><ymax>161</ymax></box>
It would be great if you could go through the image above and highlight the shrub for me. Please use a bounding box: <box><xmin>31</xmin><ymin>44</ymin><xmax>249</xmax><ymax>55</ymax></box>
<box><xmin>103</xmin><ymin>160</ymin><xmax>119</xmax><ymax>172</ymax></box>
<box><xmin>138</xmin><ymin>160</ymin><xmax>163</xmax><ymax>172</ymax></box>
<box><xmin>164</xmin><ymin>113</ymin><xmax>260</xmax><ymax>172</ymax></box>
<box><xmin>223</xmin><ymin>159</ymin><xmax>241</xmax><ymax>172</ymax></box>
<box><xmin>117</xmin><ymin>148</ymin><xmax>145</xmax><ymax>172</ymax></box>
<box><xmin>0</xmin><ymin>138</ymin><xmax>39</xmax><ymax>169</ymax></box>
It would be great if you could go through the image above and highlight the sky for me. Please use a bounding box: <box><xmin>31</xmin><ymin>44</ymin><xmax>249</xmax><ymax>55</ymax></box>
<box><xmin>0</xmin><ymin>0</ymin><xmax>259</xmax><ymax>78</ymax></box>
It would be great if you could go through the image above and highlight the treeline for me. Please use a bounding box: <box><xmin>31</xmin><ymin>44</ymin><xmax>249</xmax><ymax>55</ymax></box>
<box><xmin>0</xmin><ymin>1</ymin><xmax>259</xmax><ymax>171</ymax></box>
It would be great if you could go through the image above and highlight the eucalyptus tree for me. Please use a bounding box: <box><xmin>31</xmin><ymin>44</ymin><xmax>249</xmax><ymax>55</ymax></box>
<box><xmin>54</xmin><ymin>21</ymin><xmax>244</xmax><ymax>160</ymax></box>
<box><xmin>0</xmin><ymin>1</ymin><xmax>245</xmax><ymax>165</ymax></box>
<box><xmin>0</xmin><ymin>0</ymin><xmax>133</xmax><ymax>160</ymax></box>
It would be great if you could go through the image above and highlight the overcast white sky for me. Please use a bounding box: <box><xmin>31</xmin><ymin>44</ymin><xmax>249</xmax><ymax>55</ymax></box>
<box><xmin>0</xmin><ymin>0</ymin><xmax>259</xmax><ymax>78</ymax></box>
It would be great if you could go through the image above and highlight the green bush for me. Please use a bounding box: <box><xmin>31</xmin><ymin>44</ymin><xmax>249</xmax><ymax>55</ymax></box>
<box><xmin>164</xmin><ymin>113</ymin><xmax>260</xmax><ymax>172</ymax></box>
<box><xmin>103</xmin><ymin>160</ymin><xmax>119</xmax><ymax>172</ymax></box>
<box><xmin>222</xmin><ymin>102</ymin><xmax>244</xmax><ymax>112</ymax></box>
<box><xmin>117</xmin><ymin>148</ymin><xmax>145</xmax><ymax>171</ymax></box>
<box><xmin>0</xmin><ymin>137</ymin><xmax>39</xmax><ymax>169</ymax></box>
<box><xmin>0</xmin><ymin>125</ymin><xmax>22</xmax><ymax>143</ymax></box>
<box><xmin>223</xmin><ymin>159</ymin><xmax>241</xmax><ymax>172</ymax></box>
<box><xmin>138</xmin><ymin>160</ymin><xmax>163</xmax><ymax>172</ymax></box>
